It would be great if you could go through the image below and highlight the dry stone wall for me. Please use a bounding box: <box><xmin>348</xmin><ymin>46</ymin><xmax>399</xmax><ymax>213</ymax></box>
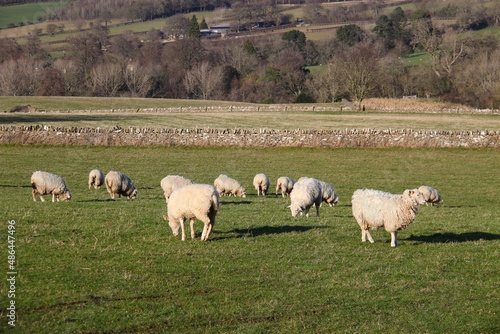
<box><xmin>1</xmin><ymin>125</ymin><xmax>498</xmax><ymax>148</ymax></box>
<box><xmin>16</xmin><ymin>104</ymin><xmax>499</xmax><ymax>114</ymax></box>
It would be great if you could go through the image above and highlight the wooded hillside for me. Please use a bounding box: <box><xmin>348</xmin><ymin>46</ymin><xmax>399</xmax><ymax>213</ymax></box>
<box><xmin>1</xmin><ymin>0</ymin><xmax>499</xmax><ymax>109</ymax></box>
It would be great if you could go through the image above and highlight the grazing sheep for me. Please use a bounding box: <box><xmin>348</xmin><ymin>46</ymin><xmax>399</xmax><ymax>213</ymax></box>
<box><xmin>160</xmin><ymin>175</ymin><xmax>194</xmax><ymax>203</ymax></box>
<box><xmin>317</xmin><ymin>180</ymin><xmax>339</xmax><ymax>207</ymax></box>
<box><xmin>164</xmin><ymin>184</ymin><xmax>219</xmax><ymax>241</ymax></box>
<box><xmin>289</xmin><ymin>177</ymin><xmax>322</xmax><ymax>217</ymax></box>
<box><xmin>105</xmin><ymin>171</ymin><xmax>137</xmax><ymax>200</ymax></box>
<box><xmin>213</xmin><ymin>174</ymin><xmax>246</xmax><ymax>197</ymax></box>
<box><xmin>351</xmin><ymin>188</ymin><xmax>426</xmax><ymax>247</ymax></box>
<box><xmin>275</xmin><ymin>176</ymin><xmax>294</xmax><ymax>198</ymax></box>
<box><xmin>31</xmin><ymin>171</ymin><xmax>71</xmax><ymax>202</ymax></box>
<box><xmin>418</xmin><ymin>185</ymin><xmax>443</xmax><ymax>206</ymax></box>
<box><xmin>88</xmin><ymin>169</ymin><xmax>105</xmax><ymax>189</ymax></box>
<box><xmin>253</xmin><ymin>173</ymin><xmax>270</xmax><ymax>196</ymax></box>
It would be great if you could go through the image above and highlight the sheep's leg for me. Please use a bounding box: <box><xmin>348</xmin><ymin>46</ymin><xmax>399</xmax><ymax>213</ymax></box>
<box><xmin>390</xmin><ymin>232</ymin><xmax>398</xmax><ymax>247</ymax></box>
<box><xmin>362</xmin><ymin>229</ymin><xmax>375</xmax><ymax>243</ymax></box>
<box><xmin>52</xmin><ymin>193</ymin><xmax>56</xmax><ymax>202</ymax></box>
<box><xmin>201</xmin><ymin>223</ymin><xmax>209</xmax><ymax>241</ymax></box>
<box><xmin>179</xmin><ymin>219</ymin><xmax>186</xmax><ymax>241</ymax></box>
<box><xmin>201</xmin><ymin>223</ymin><xmax>213</xmax><ymax>241</ymax></box>
<box><xmin>190</xmin><ymin>219</ymin><xmax>196</xmax><ymax>239</ymax></box>
<box><xmin>200</xmin><ymin>216</ymin><xmax>213</xmax><ymax>241</ymax></box>
<box><xmin>32</xmin><ymin>189</ymin><xmax>38</xmax><ymax>202</ymax></box>
<box><xmin>204</xmin><ymin>223</ymin><xmax>213</xmax><ymax>241</ymax></box>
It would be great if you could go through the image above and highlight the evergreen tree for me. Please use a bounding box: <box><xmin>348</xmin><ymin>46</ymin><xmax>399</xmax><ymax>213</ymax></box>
<box><xmin>282</xmin><ymin>30</ymin><xmax>306</xmax><ymax>51</ymax></box>
<box><xmin>373</xmin><ymin>15</ymin><xmax>396</xmax><ymax>49</ymax></box>
<box><xmin>200</xmin><ymin>17</ymin><xmax>208</xmax><ymax>30</ymax></box>
<box><xmin>188</xmin><ymin>15</ymin><xmax>201</xmax><ymax>39</ymax></box>
<box><xmin>336</xmin><ymin>24</ymin><xmax>365</xmax><ymax>46</ymax></box>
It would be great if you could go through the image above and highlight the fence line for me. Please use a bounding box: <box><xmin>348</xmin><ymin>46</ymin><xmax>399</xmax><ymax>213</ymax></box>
<box><xmin>12</xmin><ymin>104</ymin><xmax>498</xmax><ymax>115</ymax></box>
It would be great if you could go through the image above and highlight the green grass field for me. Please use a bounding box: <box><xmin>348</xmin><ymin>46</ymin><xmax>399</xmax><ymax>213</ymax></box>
<box><xmin>0</xmin><ymin>145</ymin><xmax>499</xmax><ymax>333</ymax></box>
<box><xmin>0</xmin><ymin>2</ymin><xmax>65</xmax><ymax>29</ymax></box>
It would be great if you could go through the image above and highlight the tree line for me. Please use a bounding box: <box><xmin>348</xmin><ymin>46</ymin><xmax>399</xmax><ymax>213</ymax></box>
<box><xmin>0</xmin><ymin>2</ymin><xmax>500</xmax><ymax>109</ymax></box>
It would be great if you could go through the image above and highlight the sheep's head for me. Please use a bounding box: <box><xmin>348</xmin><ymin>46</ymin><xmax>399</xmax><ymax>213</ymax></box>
<box><xmin>237</xmin><ymin>188</ymin><xmax>247</xmax><ymax>198</ymax></box>
<box><xmin>288</xmin><ymin>204</ymin><xmax>303</xmax><ymax>217</ymax></box>
<box><xmin>163</xmin><ymin>215</ymin><xmax>180</xmax><ymax>237</ymax></box>
<box><xmin>405</xmin><ymin>189</ymin><xmax>426</xmax><ymax>205</ymax></box>
<box><xmin>128</xmin><ymin>188</ymin><xmax>138</xmax><ymax>200</ymax></box>
<box><xmin>326</xmin><ymin>194</ymin><xmax>339</xmax><ymax>207</ymax></box>
<box><xmin>57</xmin><ymin>190</ymin><xmax>72</xmax><ymax>202</ymax></box>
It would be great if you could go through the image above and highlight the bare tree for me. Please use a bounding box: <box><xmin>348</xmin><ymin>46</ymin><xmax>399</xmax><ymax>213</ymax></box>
<box><xmin>492</xmin><ymin>2</ymin><xmax>500</xmax><ymax>27</ymax></box>
<box><xmin>68</xmin><ymin>32</ymin><xmax>104</xmax><ymax>78</ymax></box>
<box><xmin>333</xmin><ymin>42</ymin><xmax>380</xmax><ymax>110</ymax></box>
<box><xmin>369</xmin><ymin>0</ymin><xmax>385</xmax><ymax>18</ymax></box>
<box><xmin>218</xmin><ymin>44</ymin><xmax>259</xmax><ymax>77</ymax></box>
<box><xmin>411</xmin><ymin>20</ymin><xmax>467</xmax><ymax>80</ymax></box>
<box><xmin>0</xmin><ymin>60</ymin><xmax>17</xmax><ymax>95</ymax></box>
<box><xmin>0</xmin><ymin>58</ymin><xmax>43</xmax><ymax>96</ymax></box>
<box><xmin>309</xmin><ymin>62</ymin><xmax>341</xmax><ymax>103</ymax></box>
<box><xmin>164</xmin><ymin>14</ymin><xmax>189</xmax><ymax>40</ymax></box>
<box><xmin>52</xmin><ymin>58</ymin><xmax>83</xmax><ymax>96</ymax></box>
<box><xmin>183</xmin><ymin>61</ymin><xmax>223</xmax><ymax>100</ymax></box>
<box><xmin>88</xmin><ymin>62</ymin><xmax>124</xmax><ymax>96</ymax></box>
<box><xmin>124</xmin><ymin>62</ymin><xmax>155</xmax><ymax>97</ymax></box>
<box><xmin>45</xmin><ymin>23</ymin><xmax>58</xmax><ymax>36</ymax></box>
<box><xmin>271</xmin><ymin>49</ymin><xmax>310</xmax><ymax>98</ymax></box>
<box><xmin>452</xmin><ymin>49</ymin><xmax>500</xmax><ymax>108</ymax></box>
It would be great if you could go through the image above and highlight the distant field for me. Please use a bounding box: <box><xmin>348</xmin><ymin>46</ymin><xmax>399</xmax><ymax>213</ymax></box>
<box><xmin>2</xmin><ymin>109</ymin><xmax>499</xmax><ymax>131</ymax></box>
<box><xmin>0</xmin><ymin>2</ymin><xmax>65</xmax><ymax>29</ymax></box>
<box><xmin>0</xmin><ymin>96</ymin><xmax>243</xmax><ymax>111</ymax></box>
<box><xmin>402</xmin><ymin>52</ymin><xmax>432</xmax><ymax>66</ymax></box>
<box><xmin>1</xmin><ymin>96</ymin><xmax>498</xmax><ymax>131</ymax></box>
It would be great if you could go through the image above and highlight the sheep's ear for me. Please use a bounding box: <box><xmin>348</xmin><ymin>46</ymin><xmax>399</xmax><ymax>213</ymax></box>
<box><xmin>162</xmin><ymin>215</ymin><xmax>168</xmax><ymax>221</ymax></box>
<box><xmin>287</xmin><ymin>205</ymin><xmax>291</xmax><ymax>208</ymax></box>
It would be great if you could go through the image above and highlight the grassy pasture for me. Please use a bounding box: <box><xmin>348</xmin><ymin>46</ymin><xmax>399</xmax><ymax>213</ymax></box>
<box><xmin>1</xmin><ymin>96</ymin><xmax>499</xmax><ymax>131</ymax></box>
<box><xmin>0</xmin><ymin>145</ymin><xmax>499</xmax><ymax>333</ymax></box>
<box><xmin>1</xmin><ymin>109</ymin><xmax>499</xmax><ymax>131</ymax></box>
<box><xmin>0</xmin><ymin>96</ymin><xmax>242</xmax><ymax>112</ymax></box>
<box><xmin>0</xmin><ymin>2</ymin><xmax>65</xmax><ymax>29</ymax></box>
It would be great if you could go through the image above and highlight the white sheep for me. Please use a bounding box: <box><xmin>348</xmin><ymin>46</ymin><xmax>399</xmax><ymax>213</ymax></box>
<box><xmin>275</xmin><ymin>176</ymin><xmax>294</xmax><ymax>198</ymax></box>
<box><xmin>351</xmin><ymin>188</ymin><xmax>426</xmax><ymax>247</ymax></box>
<box><xmin>31</xmin><ymin>171</ymin><xmax>71</xmax><ymax>202</ymax></box>
<box><xmin>88</xmin><ymin>169</ymin><xmax>105</xmax><ymax>189</ymax></box>
<box><xmin>105</xmin><ymin>171</ymin><xmax>137</xmax><ymax>200</ymax></box>
<box><xmin>164</xmin><ymin>184</ymin><xmax>220</xmax><ymax>241</ymax></box>
<box><xmin>213</xmin><ymin>174</ymin><xmax>246</xmax><ymax>197</ymax></box>
<box><xmin>288</xmin><ymin>177</ymin><xmax>323</xmax><ymax>217</ymax></box>
<box><xmin>253</xmin><ymin>173</ymin><xmax>270</xmax><ymax>196</ymax></box>
<box><xmin>418</xmin><ymin>185</ymin><xmax>443</xmax><ymax>206</ymax></box>
<box><xmin>317</xmin><ymin>179</ymin><xmax>339</xmax><ymax>207</ymax></box>
<box><xmin>160</xmin><ymin>175</ymin><xmax>194</xmax><ymax>203</ymax></box>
